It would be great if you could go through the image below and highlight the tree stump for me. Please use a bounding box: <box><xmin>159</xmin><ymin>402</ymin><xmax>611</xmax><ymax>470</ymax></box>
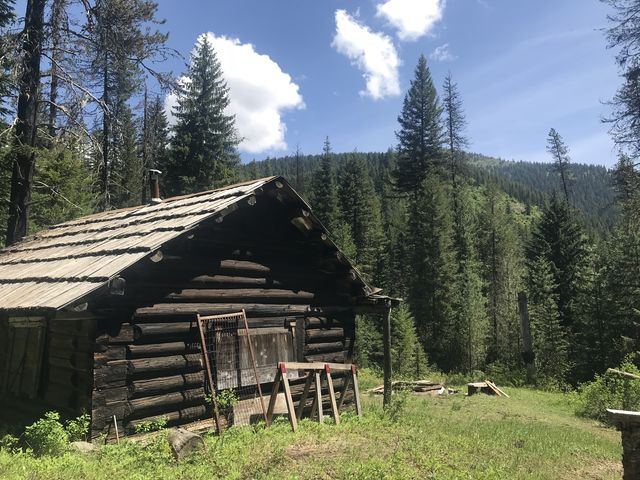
<box><xmin>167</xmin><ymin>428</ymin><xmax>204</xmax><ymax>461</ymax></box>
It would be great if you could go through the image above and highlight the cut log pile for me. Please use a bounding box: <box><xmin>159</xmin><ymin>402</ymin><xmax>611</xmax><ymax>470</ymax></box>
<box><xmin>467</xmin><ymin>380</ymin><xmax>509</xmax><ymax>397</ymax></box>
<box><xmin>368</xmin><ymin>380</ymin><xmax>457</xmax><ymax>396</ymax></box>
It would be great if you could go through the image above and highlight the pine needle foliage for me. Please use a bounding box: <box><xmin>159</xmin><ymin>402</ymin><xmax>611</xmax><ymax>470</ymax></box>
<box><xmin>168</xmin><ymin>35</ymin><xmax>239</xmax><ymax>194</ymax></box>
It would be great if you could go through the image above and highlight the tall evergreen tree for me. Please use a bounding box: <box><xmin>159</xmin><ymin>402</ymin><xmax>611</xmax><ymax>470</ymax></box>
<box><xmin>0</xmin><ymin>0</ymin><xmax>14</xmax><ymax>117</ymax></box>
<box><xmin>442</xmin><ymin>72</ymin><xmax>468</xmax><ymax>190</ymax></box>
<box><xmin>546</xmin><ymin>128</ymin><xmax>572</xmax><ymax>202</ymax></box>
<box><xmin>309</xmin><ymin>136</ymin><xmax>338</xmax><ymax>230</ymax></box>
<box><xmin>602</xmin><ymin>0</ymin><xmax>640</xmax><ymax>160</ymax></box>
<box><xmin>30</xmin><ymin>146</ymin><xmax>94</xmax><ymax>229</ymax></box>
<box><xmin>168</xmin><ymin>35</ymin><xmax>239</xmax><ymax>195</ymax></box>
<box><xmin>111</xmin><ymin>105</ymin><xmax>142</xmax><ymax>207</ymax></box>
<box><xmin>441</xmin><ymin>72</ymin><xmax>487</xmax><ymax>370</ymax></box>
<box><xmin>85</xmin><ymin>0</ymin><xmax>169</xmax><ymax>209</ymax></box>
<box><xmin>337</xmin><ymin>153</ymin><xmax>384</xmax><ymax>281</ymax></box>
<box><xmin>393</xmin><ymin>55</ymin><xmax>443</xmax><ymax>197</ymax></box>
<box><xmin>527</xmin><ymin>193</ymin><xmax>586</xmax><ymax>332</ymax></box>
<box><xmin>595</xmin><ymin>155</ymin><xmax>640</xmax><ymax>369</ymax></box>
<box><xmin>410</xmin><ymin>175</ymin><xmax>456</xmax><ymax>369</ymax></box>
<box><xmin>142</xmin><ymin>93</ymin><xmax>168</xmax><ymax>202</ymax></box>
<box><xmin>478</xmin><ymin>183</ymin><xmax>525</xmax><ymax>367</ymax></box>
<box><xmin>391</xmin><ymin>304</ymin><xmax>428</xmax><ymax>378</ymax></box>
<box><xmin>527</xmin><ymin>254</ymin><xmax>571</xmax><ymax>385</ymax></box>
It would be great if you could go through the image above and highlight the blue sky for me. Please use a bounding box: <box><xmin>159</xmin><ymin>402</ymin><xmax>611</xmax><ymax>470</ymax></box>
<box><xmin>71</xmin><ymin>1</ymin><xmax>632</xmax><ymax>165</ymax></box>
<box><xmin>154</xmin><ymin>0</ymin><xmax>621</xmax><ymax>165</ymax></box>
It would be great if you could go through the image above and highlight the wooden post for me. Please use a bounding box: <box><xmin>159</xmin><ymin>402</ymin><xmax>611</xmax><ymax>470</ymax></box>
<box><xmin>196</xmin><ymin>314</ymin><xmax>222</xmax><ymax>434</ymax></box>
<box><xmin>517</xmin><ymin>292</ymin><xmax>536</xmax><ymax>385</ymax></box>
<box><xmin>241</xmin><ymin>310</ymin><xmax>267</xmax><ymax>422</ymax></box>
<box><xmin>310</xmin><ymin>371</ymin><xmax>323</xmax><ymax>422</ymax></box>
<box><xmin>383</xmin><ymin>304</ymin><xmax>392</xmax><ymax>408</ymax></box>
<box><xmin>280</xmin><ymin>364</ymin><xmax>298</xmax><ymax>432</ymax></box>
<box><xmin>351</xmin><ymin>364</ymin><xmax>362</xmax><ymax>417</ymax></box>
<box><xmin>265</xmin><ymin>367</ymin><xmax>282</xmax><ymax>427</ymax></box>
<box><xmin>265</xmin><ymin>363</ymin><xmax>298</xmax><ymax>432</ymax></box>
<box><xmin>324</xmin><ymin>365</ymin><xmax>340</xmax><ymax>425</ymax></box>
<box><xmin>296</xmin><ymin>374</ymin><xmax>313</xmax><ymax>420</ymax></box>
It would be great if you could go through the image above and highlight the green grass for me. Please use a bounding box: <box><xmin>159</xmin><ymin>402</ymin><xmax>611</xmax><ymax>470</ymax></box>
<box><xmin>0</xmin><ymin>386</ymin><xmax>622</xmax><ymax>479</ymax></box>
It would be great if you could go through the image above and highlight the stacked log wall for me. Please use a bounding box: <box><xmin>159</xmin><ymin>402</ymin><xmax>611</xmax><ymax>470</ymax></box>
<box><xmin>89</xmin><ymin>195</ymin><xmax>359</xmax><ymax>438</ymax></box>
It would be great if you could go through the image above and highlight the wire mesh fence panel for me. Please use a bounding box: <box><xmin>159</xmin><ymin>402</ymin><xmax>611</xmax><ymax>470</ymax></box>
<box><xmin>197</xmin><ymin>311</ymin><xmax>267</xmax><ymax>429</ymax></box>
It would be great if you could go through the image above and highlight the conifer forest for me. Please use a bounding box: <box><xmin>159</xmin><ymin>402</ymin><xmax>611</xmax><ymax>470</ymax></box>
<box><xmin>0</xmin><ymin>0</ymin><xmax>638</xmax><ymax>392</ymax></box>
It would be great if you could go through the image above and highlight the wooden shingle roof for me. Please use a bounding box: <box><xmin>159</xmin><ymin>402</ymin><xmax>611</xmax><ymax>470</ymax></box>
<box><xmin>0</xmin><ymin>177</ymin><xmax>287</xmax><ymax>312</ymax></box>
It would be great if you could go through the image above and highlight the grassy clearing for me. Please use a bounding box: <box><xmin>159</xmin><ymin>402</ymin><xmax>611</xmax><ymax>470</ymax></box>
<box><xmin>0</xmin><ymin>384</ymin><xmax>622</xmax><ymax>479</ymax></box>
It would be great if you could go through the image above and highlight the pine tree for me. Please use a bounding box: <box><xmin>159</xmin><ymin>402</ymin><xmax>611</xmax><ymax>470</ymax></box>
<box><xmin>391</xmin><ymin>304</ymin><xmax>428</xmax><ymax>378</ymax></box>
<box><xmin>354</xmin><ymin>314</ymin><xmax>383</xmax><ymax>369</ymax></box>
<box><xmin>596</xmin><ymin>155</ymin><xmax>640</xmax><ymax>369</ymax></box>
<box><xmin>337</xmin><ymin>154</ymin><xmax>384</xmax><ymax>281</ymax></box>
<box><xmin>30</xmin><ymin>146</ymin><xmax>94</xmax><ymax>229</ymax></box>
<box><xmin>441</xmin><ymin>72</ymin><xmax>487</xmax><ymax>371</ymax></box>
<box><xmin>111</xmin><ymin>106</ymin><xmax>142</xmax><ymax>207</ymax></box>
<box><xmin>546</xmin><ymin>128</ymin><xmax>573</xmax><ymax>202</ymax></box>
<box><xmin>573</xmin><ymin>245</ymin><xmax>610</xmax><ymax>381</ymax></box>
<box><xmin>379</xmin><ymin>153</ymin><xmax>409</xmax><ymax>297</ymax></box>
<box><xmin>168</xmin><ymin>35</ymin><xmax>239</xmax><ymax>195</ymax></box>
<box><xmin>602</xmin><ymin>0</ymin><xmax>640</xmax><ymax>160</ymax></box>
<box><xmin>86</xmin><ymin>0</ymin><xmax>169</xmax><ymax>210</ymax></box>
<box><xmin>391</xmin><ymin>55</ymin><xmax>454</xmax><ymax>369</ymax></box>
<box><xmin>393</xmin><ymin>55</ymin><xmax>444</xmax><ymax>197</ymax></box>
<box><xmin>409</xmin><ymin>175</ymin><xmax>456</xmax><ymax>370</ymax></box>
<box><xmin>527</xmin><ymin>193</ymin><xmax>586</xmax><ymax>332</ymax></box>
<box><xmin>143</xmin><ymin>93</ymin><xmax>169</xmax><ymax>202</ymax></box>
<box><xmin>527</xmin><ymin>254</ymin><xmax>571</xmax><ymax>385</ymax></box>
<box><xmin>309</xmin><ymin>137</ymin><xmax>338</xmax><ymax>230</ymax></box>
<box><xmin>613</xmin><ymin>153</ymin><xmax>640</xmax><ymax>218</ymax></box>
<box><xmin>0</xmin><ymin>0</ymin><xmax>14</xmax><ymax>117</ymax></box>
<box><xmin>448</xmin><ymin>187</ymin><xmax>488</xmax><ymax>372</ymax></box>
<box><xmin>442</xmin><ymin>72</ymin><xmax>468</xmax><ymax>189</ymax></box>
<box><xmin>479</xmin><ymin>183</ymin><xmax>525</xmax><ymax>367</ymax></box>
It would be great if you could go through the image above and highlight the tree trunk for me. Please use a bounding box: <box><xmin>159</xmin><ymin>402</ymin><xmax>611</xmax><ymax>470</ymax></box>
<box><xmin>6</xmin><ymin>0</ymin><xmax>46</xmax><ymax>246</ymax></box>
<box><xmin>100</xmin><ymin>49</ymin><xmax>110</xmax><ymax>211</ymax></box>
<box><xmin>48</xmin><ymin>0</ymin><xmax>66</xmax><ymax>143</ymax></box>
<box><xmin>167</xmin><ymin>428</ymin><xmax>204</xmax><ymax>461</ymax></box>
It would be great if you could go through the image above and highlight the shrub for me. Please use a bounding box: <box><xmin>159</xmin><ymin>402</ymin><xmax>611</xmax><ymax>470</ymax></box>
<box><xmin>134</xmin><ymin>416</ymin><xmax>169</xmax><ymax>434</ymax></box>
<box><xmin>24</xmin><ymin>411</ymin><xmax>69</xmax><ymax>456</ymax></box>
<box><xmin>0</xmin><ymin>433</ymin><xmax>19</xmax><ymax>453</ymax></box>
<box><xmin>65</xmin><ymin>413</ymin><xmax>90</xmax><ymax>442</ymax></box>
<box><xmin>577</xmin><ymin>355</ymin><xmax>640</xmax><ymax>423</ymax></box>
<box><xmin>384</xmin><ymin>388</ymin><xmax>410</xmax><ymax>423</ymax></box>
<box><xmin>23</xmin><ymin>411</ymin><xmax>91</xmax><ymax>456</ymax></box>
<box><xmin>217</xmin><ymin>389</ymin><xmax>239</xmax><ymax>410</ymax></box>
<box><xmin>484</xmin><ymin>362</ymin><xmax>526</xmax><ymax>387</ymax></box>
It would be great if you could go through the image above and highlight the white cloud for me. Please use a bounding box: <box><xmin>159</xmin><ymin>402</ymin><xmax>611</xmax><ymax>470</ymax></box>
<box><xmin>430</xmin><ymin>43</ymin><xmax>456</xmax><ymax>62</ymax></box>
<box><xmin>331</xmin><ymin>10</ymin><xmax>400</xmax><ymax>100</ymax></box>
<box><xmin>376</xmin><ymin>0</ymin><xmax>445</xmax><ymax>41</ymax></box>
<box><xmin>166</xmin><ymin>32</ymin><xmax>304</xmax><ymax>153</ymax></box>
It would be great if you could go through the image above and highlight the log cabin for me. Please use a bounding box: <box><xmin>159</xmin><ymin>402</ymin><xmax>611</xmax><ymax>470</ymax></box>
<box><xmin>0</xmin><ymin>176</ymin><xmax>394</xmax><ymax>438</ymax></box>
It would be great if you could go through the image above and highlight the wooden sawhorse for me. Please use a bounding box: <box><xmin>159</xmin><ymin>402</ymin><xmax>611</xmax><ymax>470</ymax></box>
<box><xmin>265</xmin><ymin>362</ymin><xmax>362</xmax><ymax>432</ymax></box>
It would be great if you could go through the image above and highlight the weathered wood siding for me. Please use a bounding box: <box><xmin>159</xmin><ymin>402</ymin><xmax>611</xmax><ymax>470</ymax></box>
<box><xmin>0</xmin><ymin>312</ymin><xmax>95</xmax><ymax>425</ymax></box>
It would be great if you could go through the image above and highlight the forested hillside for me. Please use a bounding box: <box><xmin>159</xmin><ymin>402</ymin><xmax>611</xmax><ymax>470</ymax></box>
<box><xmin>239</xmin><ymin>151</ymin><xmax>618</xmax><ymax>235</ymax></box>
